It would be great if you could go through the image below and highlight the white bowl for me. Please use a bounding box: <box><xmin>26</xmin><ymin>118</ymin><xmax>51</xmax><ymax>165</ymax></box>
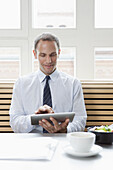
<box><xmin>67</xmin><ymin>132</ymin><xmax>96</xmax><ymax>153</ymax></box>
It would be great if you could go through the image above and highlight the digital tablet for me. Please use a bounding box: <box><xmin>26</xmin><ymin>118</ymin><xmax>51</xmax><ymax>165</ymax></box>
<box><xmin>31</xmin><ymin>112</ymin><xmax>75</xmax><ymax>125</ymax></box>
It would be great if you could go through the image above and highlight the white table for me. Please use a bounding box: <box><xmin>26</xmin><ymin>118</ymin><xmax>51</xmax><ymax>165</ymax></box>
<box><xmin>0</xmin><ymin>133</ymin><xmax>112</xmax><ymax>170</ymax></box>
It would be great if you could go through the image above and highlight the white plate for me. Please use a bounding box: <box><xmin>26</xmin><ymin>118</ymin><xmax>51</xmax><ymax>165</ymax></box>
<box><xmin>63</xmin><ymin>144</ymin><xmax>103</xmax><ymax>157</ymax></box>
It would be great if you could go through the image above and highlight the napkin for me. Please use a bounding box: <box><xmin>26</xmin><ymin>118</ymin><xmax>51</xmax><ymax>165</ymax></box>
<box><xmin>0</xmin><ymin>137</ymin><xmax>58</xmax><ymax>161</ymax></box>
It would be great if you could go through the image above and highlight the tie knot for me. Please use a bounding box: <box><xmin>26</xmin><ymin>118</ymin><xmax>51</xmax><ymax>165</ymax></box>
<box><xmin>46</xmin><ymin>76</ymin><xmax>50</xmax><ymax>82</ymax></box>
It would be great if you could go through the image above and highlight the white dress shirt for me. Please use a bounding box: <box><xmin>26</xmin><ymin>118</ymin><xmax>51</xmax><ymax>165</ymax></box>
<box><xmin>9</xmin><ymin>69</ymin><xmax>87</xmax><ymax>133</ymax></box>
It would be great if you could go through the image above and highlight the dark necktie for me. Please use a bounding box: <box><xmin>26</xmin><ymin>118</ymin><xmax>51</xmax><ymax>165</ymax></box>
<box><xmin>43</xmin><ymin>76</ymin><xmax>52</xmax><ymax>133</ymax></box>
<box><xmin>43</xmin><ymin>76</ymin><xmax>52</xmax><ymax>108</ymax></box>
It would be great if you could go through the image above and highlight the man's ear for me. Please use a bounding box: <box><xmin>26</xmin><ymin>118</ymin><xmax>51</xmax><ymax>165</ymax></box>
<box><xmin>57</xmin><ymin>49</ymin><xmax>61</xmax><ymax>59</ymax></box>
<box><xmin>58</xmin><ymin>49</ymin><xmax>61</xmax><ymax>58</ymax></box>
<box><xmin>33</xmin><ymin>50</ymin><xmax>37</xmax><ymax>59</ymax></box>
<box><xmin>58</xmin><ymin>49</ymin><xmax>61</xmax><ymax>55</ymax></box>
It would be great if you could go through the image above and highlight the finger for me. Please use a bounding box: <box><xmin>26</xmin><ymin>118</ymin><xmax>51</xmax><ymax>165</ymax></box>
<box><xmin>43</xmin><ymin>105</ymin><xmax>54</xmax><ymax>112</ymax></box>
<box><xmin>65</xmin><ymin>118</ymin><xmax>70</xmax><ymax>124</ymax></box>
<box><xmin>40</xmin><ymin>119</ymin><xmax>55</xmax><ymax>133</ymax></box>
<box><xmin>50</xmin><ymin>117</ymin><xmax>60</xmax><ymax>130</ymax></box>
<box><xmin>62</xmin><ymin>118</ymin><xmax>70</xmax><ymax>127</ymax></box>
<box><xmin>42</xmin><ymin>119</ymin><xmax>54</xmax><ymax>128</ymax></box>
<box><xmin>39</xmin><ymin>120</ymin><xmax>52</xmax><ymax>133</ymax></box>
<box><xmin>43</xmin><ymin>119</ymin><xmax>57</xmax><ymax>133</ymax></box>
<box><xmin>39</xmin><ymin>119</ymin><xmax>54</xmax><ymax>133</ymax></box>
<box><xmin>35</xmin><ymin>106</ymin><xmax>47</xmax><ymax>114</ymax></box>
<box><xmin>50</xmin><ymin>117</ymin><xmax>69</xmax><ymax>127</ymax></box>
<box><xmin>43</xmin><ymin>105</ymin><xmax>51</xmax><ymax>109</ymax></box>
<box><xmin>39</xmin><ymin>120</ymin><xmax>47</xmax><ymax>129</ymax></box>
<box><xmin>35</xmin><ymin>105</ymin><xmax>54</xmax><ymax>114</ymax></box>
<box><xmin>56</xmin><ymin>119</ymin><xmax>69</xmax><ymax>133</ymax></box>
<box><xmin>43</xmin><ymin>105</ymin><xmax>54</xmax><ymax>113</ymax></box>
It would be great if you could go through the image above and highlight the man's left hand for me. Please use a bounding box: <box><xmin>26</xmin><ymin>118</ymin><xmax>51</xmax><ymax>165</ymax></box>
<box><xmin>39</xmin><ymin>117</ymin><xmax>69</xmax><ymax>133</ymax></box>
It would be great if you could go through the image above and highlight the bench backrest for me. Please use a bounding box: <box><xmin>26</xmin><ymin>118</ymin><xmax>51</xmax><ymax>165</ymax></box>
<box><xmin>0</xmin><ymin>83</ymin><xmax>13</xmax><ymax>132</ymax></box>
<box><xmin>82</xmin><ymin>82</ymin><xmax>113</xmax><ymax>129</ymax></box>
<box><xmin>0</xmin><ymin>82</ymin><xmax>113</xmax><ymax>132</ymax></box>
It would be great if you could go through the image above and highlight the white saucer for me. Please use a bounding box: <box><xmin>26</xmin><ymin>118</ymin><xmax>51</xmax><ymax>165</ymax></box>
<box><xmin>63</xmin><ymin>144</ymin><xmax>103</xmax><ymax>157</ymax></box>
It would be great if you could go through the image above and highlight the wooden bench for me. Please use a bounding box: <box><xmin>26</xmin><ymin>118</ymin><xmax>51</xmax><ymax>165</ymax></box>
<box><xmin>0</xmin><ymin>83</ymin><xmax>13</xmax><ymax>132</ymax></box>
<box><xmin>82</xmin><ymin>81</ymin><xmax>113</xmax><ymax>129</ymax></box>
<box><xmin>0</xmin><ymin>82</ymin><xmax>113</xmax><ymax>132</ymax></box>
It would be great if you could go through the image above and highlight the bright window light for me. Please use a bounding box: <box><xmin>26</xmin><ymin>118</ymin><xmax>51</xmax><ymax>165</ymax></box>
<box><xmin>0</xmin><ymin>0</ymin><xmax>20</xmax><ymax>29</ymax></box>
<box><xmin>94</xmin><ymin>48</ymin><xmax>113</xmax><ymax>79</ymax></box>
<box><xmin>95</xmin><ymin>0</ymin><xmax>113</xmax><ymax>28</ymax></box>
<box><xmin>32</xmin><ymin>0</ymin><xmax>76</xmax><ymax>28</ymax></box>
<box><xmin>0</xmin><ymin>47</ymin><xmax>20</xmax><ymax>80</ymax></box>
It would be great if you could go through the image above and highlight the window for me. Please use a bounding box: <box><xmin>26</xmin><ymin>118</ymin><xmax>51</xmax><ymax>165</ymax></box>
<box><xmin>0</xmin><ymin>0</ymin><xmax>20</xmax><ymax>29</ymax></box>
<box><xmin>94</xmin><ymin>48</ymin><xmax>113</xmax><ymax>79</ymax></box>
<box><xmin>33</xmin><ymin>48</ymin><xmax>76</xmax><ymax>76</ymax></box>
<box><xmin>0</xmin><ymin>48</ymin><xmax>20</xmax><ymax>80</ymax></box>
<box><xmin>57</xmin><ymin>48</ymin><xmax>75</xmax><ymax>76</ymax></box>
<box><xmin>32</xmin><ymin>0</ymin><xmax>76</xmax><ymax>28</ymax></box>
<box><xmin>95</xmin><ymin>0</ymin><xmax>113</xmax><ymax>28</ymax></box>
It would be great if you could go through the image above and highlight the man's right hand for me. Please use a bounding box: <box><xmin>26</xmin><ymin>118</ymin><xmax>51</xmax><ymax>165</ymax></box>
<box><xmin>35</xmin><ymin>105</ymin><xmax>54</xmax><ymax>114</ymax></box>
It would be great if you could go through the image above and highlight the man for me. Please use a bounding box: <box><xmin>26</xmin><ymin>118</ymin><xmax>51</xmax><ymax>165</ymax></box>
<box><xmin>10</xmin><ymin>33</ymin><xmax>87</xmax><ymax>133</ymax></box>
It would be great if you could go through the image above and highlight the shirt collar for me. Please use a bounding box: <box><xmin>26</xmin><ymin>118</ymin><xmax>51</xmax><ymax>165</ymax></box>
<box><xmin>37</xmin><ymin>69</ymin><xmax>59</xmax><ymax>83</ymax></box>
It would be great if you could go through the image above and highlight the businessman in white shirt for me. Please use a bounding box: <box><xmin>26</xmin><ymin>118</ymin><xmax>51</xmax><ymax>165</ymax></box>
<box><xmin>9</xmin><ymin>33</ymin><xmax>87</xmax><ymax>133</ymax></box>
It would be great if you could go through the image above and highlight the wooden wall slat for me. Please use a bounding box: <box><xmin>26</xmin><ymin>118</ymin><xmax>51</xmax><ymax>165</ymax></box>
<box><xmin>82</xmin><ymin>82</ymin><xmax>113</xmax><ymax>89</ymax></box>
<box><xmin>85</xmin><ymin>100</ymin><xmax>113</xmax><ymax>104</ymax></box>
<box><xmin>0</xmin><ymin>111</ymin><xmax>9</xmax><ymax>115</ymax></box>
<box><xmin>0</xmin><ymin>116</ymin><xmax>10</xmax><ymax>120</ymax></box>
<box><xmin>0</xmin><ymin>127</ymin><xmax>13</xmax><ymax>132</ymax></box>
<box><xmin>87</xmin><ymin>116</ymin><xmax>113</xmax><ymax>121</ymax></box>
<box><xmin>84</xmin><ymin>94</ymin><xmax>113</xmax><ymax>98</ymax></box>
<box><xmin>83</xmin><ymin>89</ymin><xmax>113</xmax><ymax>93</ymax></box>
<box><xmin>0</xmin><ymin>83</ymin><xmax>14</xmax><ymax>88</ymax></box>
<box><xmin>82</xmin><ymin>85</ymin><xmax>113</xmax><ymax>89</ymax></box>
<box><xmin>86</xmin><ymin>105</ymin><xmax>113</xmax><ymax>109</ymax></box>
<box><xmin>0</xmin><ymin>89</ymin><xmax>13</xmax><ymax>93</ymax></box>
<box><xmin>86</xmin><ymin>122</ymin><xmax>113</xmax><ymax>126</ymax></box>
<box><xmin>0</xmin><ymin>100</ymin><xmax>11</xmax><ymax>104</ymax></box>
<box><xmin>0</xmin><ymin>105</ymin><xmax>10</xmax><ymax>109</ymax></box>
<box><xmin>0</xmin><ymin>122</ymin><xmax>10</xmax><ymax>126</ymax></box>
<box><xmin>87</xmin><ymin>111</ymin><xmax>113</xmax><ymax>115</ymax></box>
<box><xmin>0</xmin><ymin>94</ymin><xmax>12</xmax><ymax>98</ymax></box>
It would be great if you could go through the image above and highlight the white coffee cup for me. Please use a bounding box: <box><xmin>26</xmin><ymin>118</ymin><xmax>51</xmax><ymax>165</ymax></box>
<box><xmin>67</xmin><ymin>132</ymin><xmax>95</xmax><ymax>153</ymax></box>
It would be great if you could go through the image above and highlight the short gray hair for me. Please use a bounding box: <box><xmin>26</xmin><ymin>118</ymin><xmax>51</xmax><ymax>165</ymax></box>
<box><xmin>34</xmin><ymin>33</ymin><xmax>60</xmax><ymax>51</ymax></box>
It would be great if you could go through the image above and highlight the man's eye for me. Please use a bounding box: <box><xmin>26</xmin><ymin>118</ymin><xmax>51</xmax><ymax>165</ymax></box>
<box><xmin>40</xmin><ymin>53</ymin><xmax>45</xmax><ymax>57</ymax></box>
<box><xmin>50</xmin><ymin>53</ymin><xmax>57</xmax><ymax>57</ymax></box>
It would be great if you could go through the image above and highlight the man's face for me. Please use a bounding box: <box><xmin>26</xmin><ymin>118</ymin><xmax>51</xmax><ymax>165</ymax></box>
<box><xmin>35</xmin><ymin>40</ymin><xmax>60</xmax><ymax>75</ymax></box>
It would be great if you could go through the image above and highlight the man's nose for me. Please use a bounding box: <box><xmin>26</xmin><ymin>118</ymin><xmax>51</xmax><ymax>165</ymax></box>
<box><xmin>46</xmin><ymin>55</ymin><xmax>52</xmax><ymax>63</ymax></box>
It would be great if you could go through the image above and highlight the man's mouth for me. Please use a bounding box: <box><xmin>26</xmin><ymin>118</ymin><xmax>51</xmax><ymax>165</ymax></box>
<box><xmin>45</xmin><ymin>65</ymin><xmax>53</xmax><ymax>68</ymax></box>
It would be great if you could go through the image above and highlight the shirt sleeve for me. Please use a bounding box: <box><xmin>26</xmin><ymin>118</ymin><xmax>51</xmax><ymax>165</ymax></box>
<box><xmin>67</xmin><ymin>80</ymin><xmax>87</xmax><ymax>132</ymax></box>
<box><xmin>9</xmin><ymin>78</ymin><xmax>35</xmax><ymax>133</ymax></box>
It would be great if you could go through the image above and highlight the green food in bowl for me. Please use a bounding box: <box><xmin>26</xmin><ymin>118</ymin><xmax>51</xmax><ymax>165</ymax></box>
<box><xmin>89</xmin><ymin>125</ymin><xmax>113</xmax><ymax>133</ymax></box>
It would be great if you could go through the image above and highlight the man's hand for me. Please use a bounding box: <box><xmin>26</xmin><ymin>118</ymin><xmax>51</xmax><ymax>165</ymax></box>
<box><xmin>39</xmin><ymin>117</ymin><xmax>70</xmax><ymax>133</ymax></box>
<box><xmin>35</xmin><ymin>105</ymin><xmax>54</xmax><ymax>114</ymax></box>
